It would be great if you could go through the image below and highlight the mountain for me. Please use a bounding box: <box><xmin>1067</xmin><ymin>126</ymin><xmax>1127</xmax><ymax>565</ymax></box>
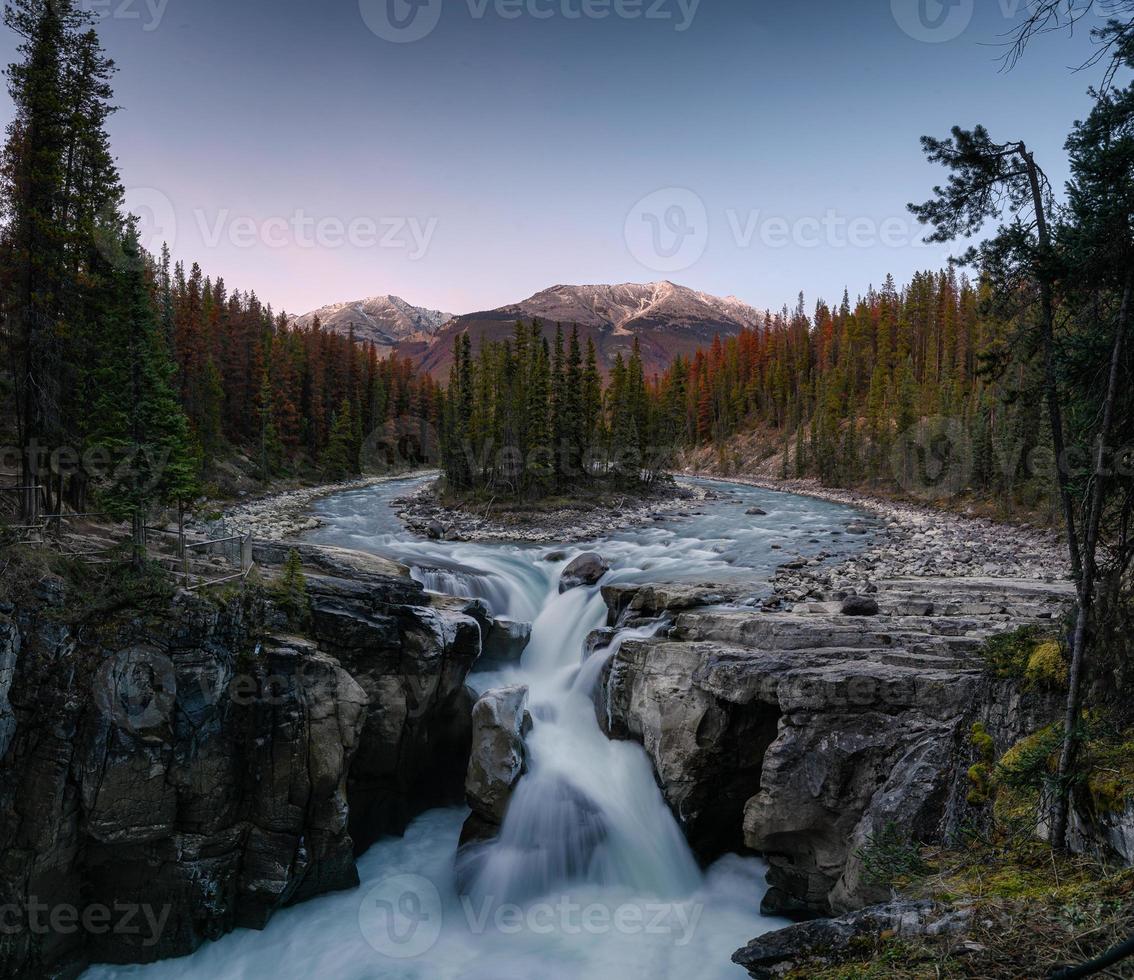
<box><xmin>288</xmin><ymin>295</ymin><xmax>454</xmax><ymax>352</ymax></box>
<box><xmin>414</xmin><ymin>282</ymin><xmax>766</xmax><ymax>378</ymax></box>
<box><xmin>295</xmin><ymin>282</ymin><xmax>767</xmax><ymax>377</ymax></box>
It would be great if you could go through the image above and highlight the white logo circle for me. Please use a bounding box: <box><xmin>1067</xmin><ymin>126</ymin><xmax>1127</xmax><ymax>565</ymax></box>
<box><xmin>124</xmin><ymin>186</ymin><xmax>177</xmax><ymax>256</ymax></box>
<box><xmin>358</xmin><ymin>873</ymin><xmax>443</xmax><ymax>959</ymax></box>
<box><xmin>624</xmin><ymin>187</ymin><xmax>709</xmax><ymax>274</ymax></box>
<box><xmin>891</xmin><ymin>0</ymin><xmax>974</xmax><ymax>43</ymax></box>
<box><xmin>890</xmin><ymin>415</ymin><xmax>974</xmax><ymax>500</ymax></box>
<box><xmin>94</xmin><ymin>187</ymin><xmax>176</xmax><ymax>270</ymax></box>
<box><xmin>93</xmin><ymin>646</ymin><xmax>177</xmax><ymax>734</ymax></box>
<box><xmin>359</xmin><ymin>0</ymin><xmax>443</xmax><ymax>43</ymax></box>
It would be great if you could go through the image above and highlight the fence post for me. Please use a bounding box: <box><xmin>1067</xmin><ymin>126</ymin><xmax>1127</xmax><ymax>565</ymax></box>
<box><xmin>241</xmin><ymin>534</ymin><xmax>252</xmax><ymax>573</ymax></box>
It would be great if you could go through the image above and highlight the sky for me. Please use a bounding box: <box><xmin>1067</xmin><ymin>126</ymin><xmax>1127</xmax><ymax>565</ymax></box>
<box><xmin>0</xmin><ymin>0</ymin><xmax>1115</xmax><ymax>317</ymax></box>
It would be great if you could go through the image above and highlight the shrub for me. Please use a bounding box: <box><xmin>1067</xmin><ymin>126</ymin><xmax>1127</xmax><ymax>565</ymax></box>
<box><xmin>274</xmin><ymin>549</ymin><xmax>309</xmax><ymax>625</ymax></box>
<box><xmin>981</xmin><ymin>626</ymin><xmax>1053</xmax><ymax>679</ymax></box>
<box><xmin>1084</xmin><ymin>729</ymin><xmax>1134</xmax><ymax>815</ymax></box>
<box><xmin>968</xmin><ymin>723</ymin><xmax>996</xmax><ymax>805</ymax></box>
<box><xmin>1025</xmin><ymin>640</ymin><xmax>1069</xmax><ymax>690</ymax></box>
<box><xmin>856</xmin><ymin>822</ymin><xmax>930</xmax><ymax>887</ymax></box>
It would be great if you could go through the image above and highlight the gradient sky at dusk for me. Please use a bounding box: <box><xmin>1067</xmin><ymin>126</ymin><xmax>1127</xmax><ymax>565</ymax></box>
<box><xmin>0</xmin><ymin>0</ymin><xmax>1112</xmax><ymax>316</ymax></box>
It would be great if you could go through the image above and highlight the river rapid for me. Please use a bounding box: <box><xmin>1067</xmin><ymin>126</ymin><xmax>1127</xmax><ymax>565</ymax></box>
<box><xmin>88</xmin><ymin>477</ymin><xmax>867</xmax><ymax>980</ymax></box>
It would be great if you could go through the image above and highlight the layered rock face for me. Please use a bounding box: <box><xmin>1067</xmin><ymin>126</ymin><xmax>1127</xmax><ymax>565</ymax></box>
<box><xmin>0</xmin><ymin>547</ymin><xmax>482</xmax><ymax>977</ymax></box>
<box><xmin>597</xmin><ymin>575</ymin><xmax>1074</xmax><ymax>917</ymax></box>
<box><xmin>303</xmin><ymin>563</ymin><xmax>480</xmax><ymax>853</ymax></box>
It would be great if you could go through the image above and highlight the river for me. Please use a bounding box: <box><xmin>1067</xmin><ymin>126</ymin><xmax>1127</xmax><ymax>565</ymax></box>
<box><xmin>88</xmin><ymin>476</ymin><xmax>866</xmax><ymax>980</ymax></box>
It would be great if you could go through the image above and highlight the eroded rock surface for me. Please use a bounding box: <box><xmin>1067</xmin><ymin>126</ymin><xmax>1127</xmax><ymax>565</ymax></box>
<box><xmin>732</xmin><ymin>900</ymin><xmax>969</xmax><ymax>979</ymax></box>
<box><xmin>559</xmin><ymin>553</ymin><xmax>610</xmax><ymax>593</ymax></box>
<box><xmin>601</xmin><ymin>582</ymin><xmax>742</xmax><ymax>627</ymax></box>
<box><xmin>0</xmin><ymin>545</ymin><xmax>484</xmax><ymax>977</ymax></box>
<box><xmin>598</xmin><ymin>563</ymin><xmax>1074</xmax><ymax>918</ymax></box>
<box><xmin>461</xmin><ymin>685</ymin><xmax>531</xmax><ymax>846</ymax></box>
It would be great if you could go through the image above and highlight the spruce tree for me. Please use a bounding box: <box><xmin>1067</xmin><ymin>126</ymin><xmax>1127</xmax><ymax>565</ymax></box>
<box><xmin>321</xmin><ymin>399</ymin><xmax>357</xmax><ymax>481</ymax></box>
<box><xmin>88</xmin><ymin>225</ymin><xmax>199</xmax><ymax>565</ymax></box>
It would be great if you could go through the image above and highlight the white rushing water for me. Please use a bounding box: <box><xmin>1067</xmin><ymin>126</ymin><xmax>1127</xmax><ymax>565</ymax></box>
<box><xmin>88</xmin><ymin>477</ymin><xmax>866</xmax><ymax>980</ymax></box>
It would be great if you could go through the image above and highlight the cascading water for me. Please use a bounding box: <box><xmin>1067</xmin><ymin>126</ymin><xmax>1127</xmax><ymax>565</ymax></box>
<box><xmin>87</xmin><ymin>476</ymin><xmax>867</xmax><ymax>980</ymax></box>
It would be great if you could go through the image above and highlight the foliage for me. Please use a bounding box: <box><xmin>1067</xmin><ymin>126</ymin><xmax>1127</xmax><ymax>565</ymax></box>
<box><xmin>968</xmin><ymin>723</ymin><xmax>997</xmax><ymax>805</ymax></box>
<box><xmin>273</xmin><ymin>549</ymin><xmax>309</xmax><ymax>625</ymax></box>
<box><xmin>980</xmin><ymin>626</ymin><xmax>1058</xmax><ymax>679</ymax></box>
<box><xmin>1025</xmin><ymin>640</ymin><xmax>1070</xmax><ymax>690</ymax></box>
<box><xmin>0</xmin><ymin>1</ymin><xmax>441</xmax><ymax>527</ymax></box>
<box><xmin>855</xmin><ymin>822</ymin><xmax>931</xmax><ymax>888</ymax></box>
<box><xmin>438</xmin><ymin>324</ymin><xmax>674</xmax><ymax>499</ymax></box>
<box><xmin>1083</xmin><ymin>727</ymin><xmax>1134</xmax><ymax>814</ymax></box>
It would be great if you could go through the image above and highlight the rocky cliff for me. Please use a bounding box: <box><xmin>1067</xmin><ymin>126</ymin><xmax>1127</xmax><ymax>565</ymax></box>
<box><xmin>595</xmin><ymin>499</ymin><xmax>1080</xmax><ymax>920</ymax></box>
<box><xmin>0</xmin><ymin>545</ymin><xmax>483</xmax><ymax>977</ymax></box>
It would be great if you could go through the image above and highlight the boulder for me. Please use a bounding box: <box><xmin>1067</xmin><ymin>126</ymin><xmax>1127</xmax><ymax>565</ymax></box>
<box><xmin>584</xmin><ymin>627</ymin><xmax>618</xmax><ymax>660</ymax></box>
<box><xmin>478</xmin><ymin>618</ymin><xmax>532</xmax><ymax>670</ymax></box>
<box><xmin>732</xmin><ymin>900</ymin><xmax>960</xmax><ymax>979</ymax></box>
<box><xmin>461</xmin><ymin>685</ymin><xmax>531</xmax><ymax>844</ymax></box>
<box><xmin>841</xmin><ymin>595</ymin><xmax>880</xmax><ymax>617</ymax></box>
<box><xmin>559</xmin><ymin>553</ymin><xmax>610</xmax><ymax>593</ymax></box>
<box><xmin>746</xmin><ymin>507</ymin><xmax>768</xmax><ymax>516</ymax></box>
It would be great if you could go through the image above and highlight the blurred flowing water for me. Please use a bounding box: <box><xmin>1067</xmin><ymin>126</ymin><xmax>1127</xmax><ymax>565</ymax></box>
<box><xmin>89</xmin><ymin>476</ymin><xmax>866</xmax><ymax>980</ymax></box>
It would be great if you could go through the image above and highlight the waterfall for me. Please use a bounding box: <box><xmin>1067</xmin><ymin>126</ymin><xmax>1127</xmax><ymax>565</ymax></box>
<box><xmin>86</xmin><ymin>475</ymin><xmax>867</xmax><ymax>979</ymax></box>
<box><xmin>457</xmin><ymin>579</ymin><xmax>700</xmax><ymax>907</ymax></box>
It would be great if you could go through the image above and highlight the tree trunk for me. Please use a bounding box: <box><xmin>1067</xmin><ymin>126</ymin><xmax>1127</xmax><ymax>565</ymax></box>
<box><xmin>132</xmin><ymin>509</ymin><xmax>147</xmax><ymax>571</ymax></box>
<box><xmin>1021</xmin><ymin>146</ymin><xmax>1084</xmax><ymax>584</ymax></box>
<box><xmin>1050</xmin><ymin>267</ymin><xmax>1131</xmax><ymax>847</ymax></box>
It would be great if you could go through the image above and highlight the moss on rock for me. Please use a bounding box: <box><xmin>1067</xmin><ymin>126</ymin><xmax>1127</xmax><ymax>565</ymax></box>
<box><xmin>1025</xmin><ymin>640</ymin><xmax>1069</xmax><ymax>690</ymax></box>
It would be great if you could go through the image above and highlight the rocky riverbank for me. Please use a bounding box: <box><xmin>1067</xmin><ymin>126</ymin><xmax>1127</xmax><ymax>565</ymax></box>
<box><xmin>694</xmin><ymin>473</ymin><xmax>1067</xmax><ymax>598</ymax></box>
<box><xmin>590</xmin><ymin>481</ymin><xmax>1085</xmax><ymax>928</ymax></box>
<box><xmin>392</xmin><ymin>478</ymin><xmax>720</xmax><ymax>543</ymax></box>
<box><xmin>192</xmin><ymin>471</ymin><xmax>438</xmax><ymax>541</ymax></box>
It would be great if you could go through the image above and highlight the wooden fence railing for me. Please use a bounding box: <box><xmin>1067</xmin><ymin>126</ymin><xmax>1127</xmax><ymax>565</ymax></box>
<box><xmin>0</xmin><ymin>489</ymin><xmax>254</xmax><ymax>589</ymax></box>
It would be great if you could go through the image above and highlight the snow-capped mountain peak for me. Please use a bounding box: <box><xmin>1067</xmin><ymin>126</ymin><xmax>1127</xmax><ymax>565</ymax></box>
<box><xmin>289</xmin><ymin>295</ymin><xmax>454</xmax><ymax>350</ymax></box>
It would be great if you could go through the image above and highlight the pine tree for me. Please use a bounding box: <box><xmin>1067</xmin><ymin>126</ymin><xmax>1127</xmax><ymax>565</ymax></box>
<box><xmin>321</xmin><ymin>399</ymin><xmax>357</xmax><ymax>481</ymax></box>
<box><xmin>88</xmin><ymin>225</ymin><xmax>198</xmax><ymax>564</ymax></box>
<box><xmin>276</xmin><ymin>548</ymin><xmax>309</xmax><ymax>624</ymax></box>
<box><xmin>582</xmin><ymin>337</ymin><xmax>602</xmax><ymax>459</ymax></box>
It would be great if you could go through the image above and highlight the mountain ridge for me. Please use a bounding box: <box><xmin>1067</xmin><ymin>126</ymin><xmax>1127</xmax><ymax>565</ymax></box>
<box><xmin>287</xmin><ymin>294</ymin><xmax>454</xmax><ymax>351</ymax></box>
<box><xmin>294</xmin><ymin>281</ymin><xmax>768</xmax><ymax>376</ymax></box>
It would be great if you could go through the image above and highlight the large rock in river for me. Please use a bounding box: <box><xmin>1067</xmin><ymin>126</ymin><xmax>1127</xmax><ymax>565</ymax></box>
<box><xmin>460</xmin><ymin>685</ymin><xmax>531</xmax><ymax>846</ymax></box>
<box><xmin>559</xmin><ymin>553</ymin><xmax>610</xmax><ymax>593</ymax></box>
